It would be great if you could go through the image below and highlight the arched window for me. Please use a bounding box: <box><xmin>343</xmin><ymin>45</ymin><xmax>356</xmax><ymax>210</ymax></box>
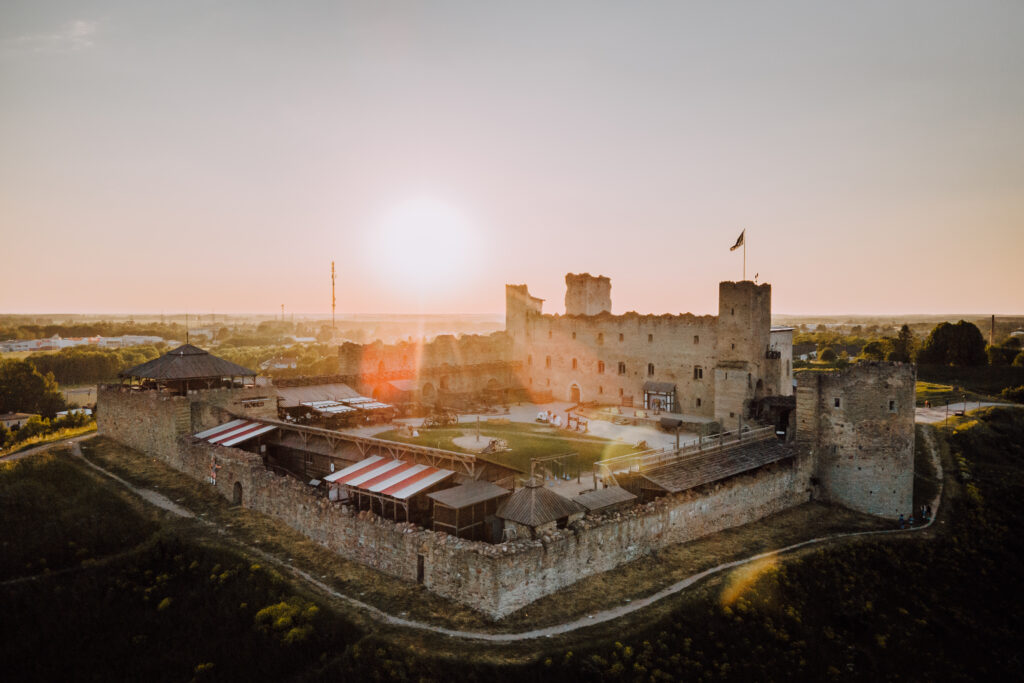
<box><xmin>647</xmin><ymin>363</ymin><xmax>655</xmax><ymax>377</ymax></box>
<box><xmin>545</xmin><ymin>356</ymin><xmax>551</xmax><ymax>368</ymax></box>
<box><xmin>571</xmin><ymin>332</ymin><xmax>576</xmax><ymax>339</ymax></box>
<box><xmin>527</xmin><ymin>355</ymin><xmax>532</xmax><ymax>366</ymax></box>
<box><xmin>597</xmin><ymin>333</ymin><xmax>604</xmax><ymax>344</ymax></box>
<box><xmin>648</xmin><ymin>334</ymin><xmax>653</xmax><ymax>343</ymax></box>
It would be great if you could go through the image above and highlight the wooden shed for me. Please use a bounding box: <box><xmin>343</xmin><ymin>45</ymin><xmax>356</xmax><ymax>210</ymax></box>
<box><xmin>427</xmin><ymin>480</ymin><xmax>510</xmax><ymax>542</ymax></box>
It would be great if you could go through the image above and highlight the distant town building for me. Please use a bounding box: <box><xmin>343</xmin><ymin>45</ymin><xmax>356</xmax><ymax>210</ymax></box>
<box><xmin>0</xmin><ymin>412</ymin><xmax>40</xmax><ymax>430</ymax></box>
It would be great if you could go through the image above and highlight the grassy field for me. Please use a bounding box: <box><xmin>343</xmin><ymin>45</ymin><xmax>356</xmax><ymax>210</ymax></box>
<box><xmin>5</xmin><ymin>409</ymin><xmax>1022</xmax><ymax>681</ymax></box>
<box><xmin>918</xmin><ymin>364</ymin><xmax>1024</xmax><ymax>400</ymax></box>
<box><xmin>0</xmin><ymin>423</ymin><xmax>97</xmax><ymax>458</ymax></box>
<box><xmin>915</xmin><ymin>380</ymin><xmax>994</xmax><ymax>407</ymax></box>
<box><xmin>374</xmin><ymin>420</ymin><xmax>639</xmax><ymax>474</ymax></box>
<box><xmin>0</xmin><ymin>448</ymin><xmax>363</xmax><ymax>681</ymax></box>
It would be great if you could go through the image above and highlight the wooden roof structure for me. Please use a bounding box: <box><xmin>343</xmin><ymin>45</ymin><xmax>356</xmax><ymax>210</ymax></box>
<box><xmin>575</xmin><ymin>486</ymin><xmax>636</xmax><ymax>512</ymax></box>
<box><xmin>640</xmin><ymin>439</ymin><xmax>794</xmax><ymax>494</ymax></box>
<box><xmin>495</xmin><ymin>477</ymin><xmax>583</xmax><ymax>528</ymax></box>
<box><xmin>119</xmin><ymin>344</ymin><xmax>257</xmax><ymax>383</ymax></box>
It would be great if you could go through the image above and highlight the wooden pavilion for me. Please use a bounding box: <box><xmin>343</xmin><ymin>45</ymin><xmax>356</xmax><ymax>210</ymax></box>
<box><xmin>118</xmin><ymin>344</ymin><xmax>258</xmax><ymax>394</ymax></box>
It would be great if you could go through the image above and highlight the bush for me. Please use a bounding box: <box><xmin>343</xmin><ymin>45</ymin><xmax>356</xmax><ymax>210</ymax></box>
<box><xmin>818</xmin><ymin>347</ymin><xmax>837</xmax><ymax>363</ymax></box>
<box><xmin>1001</xmin><ymin>385</ymin><xmax>1024</xmax><ymax>403</ymax></box>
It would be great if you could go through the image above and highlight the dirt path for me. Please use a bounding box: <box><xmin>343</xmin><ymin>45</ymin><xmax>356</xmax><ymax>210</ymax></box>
<box><xmin>73</xmin><ymin>432</ymin><xmax>946</xmax><ymax>643</ymax></box>
<box><xmin>0</xmin><ymin>432</ymin><xmax>95</xmax><ymax>463</ymax></box>
<box><xmin>72</xmin><ymin>442</ymin><xmax>194</xmax><ymax>518</ymax></box>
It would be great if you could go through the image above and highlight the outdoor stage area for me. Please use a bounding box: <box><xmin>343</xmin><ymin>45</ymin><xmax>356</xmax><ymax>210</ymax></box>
<box><xmin>357</xmin><ymin>402</ymin><xmax>702</xmax><ymax>497</ymax></box>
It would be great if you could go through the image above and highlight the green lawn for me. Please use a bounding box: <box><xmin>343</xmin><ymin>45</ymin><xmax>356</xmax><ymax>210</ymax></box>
<box><xmin>915</xmin><ymin>380</ymin><xmax>994</xmax><ymax>407</ymax></box>
<box><xmin>374</xmin><ymin>420</ymin><xmax>639</xmax><ymax>475</ymax></box>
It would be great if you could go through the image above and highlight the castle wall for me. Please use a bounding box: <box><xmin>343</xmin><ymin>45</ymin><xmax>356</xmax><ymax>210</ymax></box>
<box><xmin>513</xmin><ymin>312</ymin><xmax>719</xmax><ymax>413</ymax></box>
<box><xmin>564</xmin><ymin>273</ymin><xmax>612</xmax><ymax>316</ymax></box>
<box><xmin>795</xmin><ymin>363</ymin><xmax>916</xmax><ymax>518</ymax></box>
<box><xmin>337</xmin><ymin>333</ymin><xmax>519</xmax><ymax>401</ymax></box>
<box><xmin>99</xmin><ymin>387</ymin><xmax>808</xmax><ymax>619</ymax></box>
<box><xmin>713</xmin><ymin>281</ymin><xmax>773</xmax><ymax>422</ymax></box>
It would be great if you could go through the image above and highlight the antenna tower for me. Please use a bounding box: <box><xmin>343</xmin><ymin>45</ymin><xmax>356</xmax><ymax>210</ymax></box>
<box><xmin>331</xmin><ymin>261</ymin><xmax>336</xmax><ymax>340</ymax></box>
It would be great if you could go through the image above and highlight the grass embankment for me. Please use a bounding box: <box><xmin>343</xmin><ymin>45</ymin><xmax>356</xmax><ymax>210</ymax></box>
<box><xmin>918</xmin><ymin>364</ymin><xmax>1024</xmax><ymax>402</ymax></box>
<box><xmin>0</xmin><ymin>423</ymin><xmax>97</xmax><ymax>458</ymax></box>
<box><xmin>0</xmin><ymin>449</ymin><xmax>364</xmax><ymax>681</ymax></box>
<box><xmin>376</xmin><ymin>406</ymin><xmax>1022</xmax><ymax>681</ymax></box>
<box><xmin>79</xmin><ymin>437</ymin><xmax>489</xmax><ymax>631</ymax></box>
<box><xmin>915</xmin><ymin>380</ymin><xmax>995</xmax><ymax>407</ymax></box>
<box><xmin>375</xmin><ymin>420</ymin><xmax>637</xmax><ymax>473</ymax></box>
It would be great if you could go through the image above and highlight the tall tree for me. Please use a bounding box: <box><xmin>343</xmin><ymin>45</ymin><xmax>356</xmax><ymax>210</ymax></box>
<box><xmin>888</xmin><ymin>324</ymin><xmax>915</xmax><ymax>362</ymax></box>
<box><xmin>917</xmin><ymin>321</ymin><xmax>987</xmax><ymax>366</ymax></box>
<box><xmin>0</xmin><ymin>360</ymin><xmax>66</xmax><ymax>417</ymax></box>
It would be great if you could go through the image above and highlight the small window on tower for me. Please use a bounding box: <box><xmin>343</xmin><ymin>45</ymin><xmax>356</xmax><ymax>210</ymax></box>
<box><xmin>599</xmin><ymin>386</ymin><xmax>603</xmax><ymax>394</ymax></box>
<box><xmin>545</xmin><ymin>356</ymin><xmax>551</xmax><ymax>368</ymax></box>
<box><xmin>647</xmin><ymin>363</ymin><xmax>655</xmax><ymax>377</ymax></box>
<box><xmin>618</xmin><ymin>362</ymin><xmax>626</xmax><ymax>375</ymax></box>
<box><xmin>619</xmin><ymin>333</ymin><xmax>624</xmax><ymax>342</ymax></box>
<box><xmin>731</xmin><ymin>343</ymin><xmax>735</xmax><ymax>350</ymax></box>
<box><xmin>548</xmin><ymin>330</ymin><xmax>552</xmax><ymax>339</ymax></box>
<box><xmin>572</xmin><ymin>332</ymin><xmax>576</xmax><ymax>340</ymax></box>
<box><xmin>694</xmin><ymin>335</ymin><xmax>699</xmax><ymax>344</ymax></box>
<box><xmin>834</xmin><ymin>397</ymin><xmax>841</xmax><ymax>408</ymax></box>
<box><xmin>546</xmin><ymin>378</ymin><xmax>550</xmax><ymax>386</ymax></box>
<box><xmin>648</xmin><ymin>334</ymin><xmax>653</xmax><ymax>343</ymax></box>
<box><xmin>598</xmin><ymin>361</ymin><xmax>605</xmax><ymax>373</ymax></box>
<box><xmin>696</xmin><ymin>397</ymin><xmax>702</xmax><ymax>407</ymax></box>
<box><xmin>597</xmin><ymin>333</ymin><xmax>603</xmax><ymax>344</ymax></box>
<box><xmin>619</xmin><ymin>388</ymin><xmax>624</xmax><ymax>396</ymax></box>
<box><xmin>572</xmin><ymin>358</ymin><xmax>578</xmax><ymax>370</ymax></box>
<box><xmin>527</xmin><ymin>355</ymin><xmax>532</xmax><ymax>366</ymax></box>
<box><xmin>889</xmin><ymin>400</ymin><xmax>896</xmax><ymax>412</ymax></box>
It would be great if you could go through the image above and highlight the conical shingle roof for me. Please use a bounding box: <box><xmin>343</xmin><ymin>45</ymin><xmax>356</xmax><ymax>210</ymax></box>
<box><xmin>496</xmin><ymin>477</ymin><xmax>584</xmax><ymax>527</ymax></box>
<box><xmin>119</xmin><ymin>344</ymin><xmax>257</xmax><ymax>380</ymax></box>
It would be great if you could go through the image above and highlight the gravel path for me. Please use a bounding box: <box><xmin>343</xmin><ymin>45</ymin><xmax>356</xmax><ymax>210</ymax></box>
<box><xmin>71</xmin><ymin>433</ymin><xmax>945</xmax><ymax>642</ymax></box>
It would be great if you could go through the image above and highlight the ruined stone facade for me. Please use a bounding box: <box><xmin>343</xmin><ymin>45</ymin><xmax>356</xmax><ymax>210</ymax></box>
<box><xmin>336</xmin><ymin>333</ymin><xmax>520</xmax><ymax>406</ymax></box>
<box><xmin>506</xmin><ymin>275</ymin><xmax>793</xmax><ymax>423</ymax></box>
<box><xmin>98</xmin><ymin>387</ymin><xmax>810</xmax><ymax>618</ymax></box>
<box><xmin>795</xmin><ymin>362</ymin><xmax>916</xmax><ymax>517</ymax></box>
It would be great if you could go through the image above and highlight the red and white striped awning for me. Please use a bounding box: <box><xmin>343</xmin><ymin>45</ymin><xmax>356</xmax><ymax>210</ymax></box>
<box><xmin>324</xmin><ymin>455</ymin><xmax>454</xmax><ymax>501</ymax></box>
<box><xmin>193</xmin><ymin>419</ymin><xmax>276</xmax><ymax>448</ymax></box>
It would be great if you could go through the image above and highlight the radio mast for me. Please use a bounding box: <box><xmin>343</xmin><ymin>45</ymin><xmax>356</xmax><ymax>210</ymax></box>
<box><xmin>331</xmin><ymin>261</ymin><xmax>336</xmax><ymax>341</ymax></box>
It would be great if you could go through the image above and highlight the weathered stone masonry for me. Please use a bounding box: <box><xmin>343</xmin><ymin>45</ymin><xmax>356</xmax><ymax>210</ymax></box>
<box><xmin>97</xmin><ymin>360</ymin><xmax>913</xmax><ymax>619</ymax></box>
<box><xmin>99</xmin><ymin>386</ymin><xmax>812</xmax><ymax>618</ymax></box>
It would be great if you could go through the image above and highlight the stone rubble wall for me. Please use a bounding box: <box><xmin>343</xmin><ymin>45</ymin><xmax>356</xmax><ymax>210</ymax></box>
<box><xmin>100</xmin><ymin>388</ymin><xmax>809</xmax><ymax>619</ymax></box>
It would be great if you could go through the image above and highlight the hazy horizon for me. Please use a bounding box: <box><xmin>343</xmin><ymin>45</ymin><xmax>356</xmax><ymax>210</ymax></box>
<box><xmin>3</xmin><ymin>2</ymin><xmax>1022</xmax><ymax>316</ymax></box>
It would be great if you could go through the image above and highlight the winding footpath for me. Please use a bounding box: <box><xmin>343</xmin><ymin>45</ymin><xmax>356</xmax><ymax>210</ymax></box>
<box><xmin>19</xmin><ymin>432</ymin><xmax>944</xmax><ymax>642</ymax></box>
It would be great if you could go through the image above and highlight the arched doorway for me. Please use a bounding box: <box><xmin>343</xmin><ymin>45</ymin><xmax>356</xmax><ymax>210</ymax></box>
<box><xmin>232</xmin><ymin>481</ymin><xmax>242</xmax><ymax>506</ymax></box>
<box><xmin>754</xmin><ymin>378</ymin><xmax>765</xmax><ymax>401</ymax></box>
<box><xmin>570</xmin><ymin>384</ymin><xmax>581</xmax><ymax>403</ymax></box>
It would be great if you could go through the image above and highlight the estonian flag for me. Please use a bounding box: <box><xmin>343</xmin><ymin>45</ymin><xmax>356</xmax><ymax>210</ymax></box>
<box><xmin>730</xmin><ymin>230</ymin><xmax>745</xmax><ymax>251</ymax></box>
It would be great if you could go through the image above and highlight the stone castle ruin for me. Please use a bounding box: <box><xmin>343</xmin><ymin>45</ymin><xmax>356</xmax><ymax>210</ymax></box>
<box><xmin>97</xmin><ymin>275</ymin><xmax>915</xmax><ymax>618</ymax></box>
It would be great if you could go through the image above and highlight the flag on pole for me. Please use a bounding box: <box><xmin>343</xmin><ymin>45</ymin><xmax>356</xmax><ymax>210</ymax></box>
<box><xmin>730</xmin><ymin>230</ymin><xmax>745</xmax><ymax>251</ymax></box>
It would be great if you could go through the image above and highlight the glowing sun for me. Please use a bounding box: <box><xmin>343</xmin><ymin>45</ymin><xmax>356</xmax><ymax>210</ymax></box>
<box><xmin>368</xmin><ymin>197</ymin><xmax>479</xmax><ymax>295</ymax></box>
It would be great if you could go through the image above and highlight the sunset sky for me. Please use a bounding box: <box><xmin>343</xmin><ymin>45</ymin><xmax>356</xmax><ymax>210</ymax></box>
<box><xmin>2</xmin><ymin>1</ymin><xmax>1022</xmax><ymax>316</ymax></box>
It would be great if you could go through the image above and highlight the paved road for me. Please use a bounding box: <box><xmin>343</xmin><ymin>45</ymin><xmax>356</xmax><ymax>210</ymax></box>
<box><xmin>915</xmin><ymin>401</ymin><xmax>1019</xmax><ymax>424</ymax></box>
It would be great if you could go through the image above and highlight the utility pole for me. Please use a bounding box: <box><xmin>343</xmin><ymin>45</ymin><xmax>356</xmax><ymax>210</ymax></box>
<box><xmin>331</xmin><ymin>261</ymin><xmax>337</xmax><ymax>341</ymax></box>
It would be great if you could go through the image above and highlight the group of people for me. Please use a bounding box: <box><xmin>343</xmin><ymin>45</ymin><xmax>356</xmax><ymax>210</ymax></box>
<box><xmin>898</xmin><ymin>503</ymin><xmax>933</xmax><ymax>529</ymax></box>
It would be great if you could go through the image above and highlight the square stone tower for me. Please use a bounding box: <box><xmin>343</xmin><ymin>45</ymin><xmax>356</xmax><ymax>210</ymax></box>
<box><xmin>564</xmin><ymin>273</ymin><xmax>611</xmax><ymax>316</ymax></box>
